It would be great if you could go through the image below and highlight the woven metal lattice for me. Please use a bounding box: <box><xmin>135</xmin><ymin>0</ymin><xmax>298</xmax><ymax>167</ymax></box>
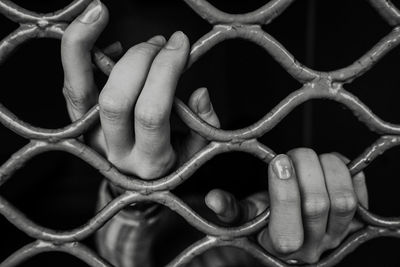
<box><xmin>0</xmin><ymin>0</ymin><xmax>400</xmax><ymax>266</ymax></box>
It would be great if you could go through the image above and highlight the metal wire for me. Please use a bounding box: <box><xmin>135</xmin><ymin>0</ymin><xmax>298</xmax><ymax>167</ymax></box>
<box><xmin>0</xmin><ymin>0</ymin><xmax>399</xmax><ymax>266</ymax></box>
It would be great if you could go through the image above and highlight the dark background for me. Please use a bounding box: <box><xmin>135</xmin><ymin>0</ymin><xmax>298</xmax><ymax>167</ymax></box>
<box><xmin>0</xmin><ymin>0</ymin><xmax>400</xmax><ymax>266</ymax></box>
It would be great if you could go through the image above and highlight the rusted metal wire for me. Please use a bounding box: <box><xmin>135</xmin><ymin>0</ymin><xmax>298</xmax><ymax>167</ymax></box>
<box><xmin>0</xmin><ymin>0</ymin><xmax>399</xmax><ymax>266</ymax></box>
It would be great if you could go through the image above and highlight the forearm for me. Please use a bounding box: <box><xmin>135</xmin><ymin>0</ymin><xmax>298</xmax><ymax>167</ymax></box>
<box><xmin>96</xmin><ymin>181</ymin><xmax>162</xmax><ymax>267</ymax></box>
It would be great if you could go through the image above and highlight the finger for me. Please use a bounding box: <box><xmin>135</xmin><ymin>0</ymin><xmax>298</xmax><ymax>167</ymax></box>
<box><xmin>133</xmin><ymin>31</ymin><xmax>189</xmax><ymax>165</ymax></box>
<box><xmin>320</xmin><ymin>153</ymin><xmax>357</xmax><ymax>243</ymax></box>
<box><xmin>205</xmin><ymin>190</ymin><xmax>268</xmax><ymax>225</ymax></box>
<box><xmin>99</xmin><ymin>36</ymin><xmax>166</xmax><ymax>159</ymax></box>
<box><xmin>184</xmin><ymin>87</ymin><xmax>220</xmax><ymax>156</ymax></box>
<box><xmin>331</xmin><ymin>152</ymin><xmax>368</xmax><ymax>208</ymax></box>
<box><xmin>261</xmin><ymin>154</ymin><xmax>303</xmax><ymax>254</ymax></box>
<box><xmin>205</xmin><ymin>189</ymin><xmax>241</xmax><ymax>224</ymax></box>
<box><xmin>61</xmin><ymin>0</ymin><xmax>109</xmax><ymax>121</ymax></box>
<box><xmin>288</xmin><ymin>148</ymin><xmax>329</xmax><ymax>250</ymax></box>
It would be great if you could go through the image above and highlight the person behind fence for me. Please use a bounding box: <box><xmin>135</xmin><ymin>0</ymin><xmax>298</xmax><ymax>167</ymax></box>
<box><xmin>60</xmin><ymin>1</ymin><xmax>369</xmax><ymax>266</ymax></box>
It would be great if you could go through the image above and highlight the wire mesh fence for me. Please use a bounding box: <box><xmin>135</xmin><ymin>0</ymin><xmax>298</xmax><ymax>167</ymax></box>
<box><xmin>0</xmin><ymin>0</ymin><xmax>400</xmax><ymax>266</ymax></box>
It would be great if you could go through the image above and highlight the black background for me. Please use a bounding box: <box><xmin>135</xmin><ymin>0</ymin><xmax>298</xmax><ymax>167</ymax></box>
<box><xmin>0</xmin><ymin>0</ymin><xmax>400</xmax><ymax>266</ymax></box>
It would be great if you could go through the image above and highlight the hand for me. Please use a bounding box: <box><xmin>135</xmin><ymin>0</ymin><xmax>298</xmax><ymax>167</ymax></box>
<box><xmin>205</xmin><ymin>149</ymin><xmax>368</xmax><ymax>264</ymax></box>
<box><xmin>61</xmin><ymin>1</ymin><xmax>220</xmax><ymax>180</ymax></box>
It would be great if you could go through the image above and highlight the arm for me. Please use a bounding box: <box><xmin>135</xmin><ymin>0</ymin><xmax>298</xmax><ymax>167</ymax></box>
<box><xmin>60</xmin><ymin>1</ymin><xmax>220</xmax><ymax>266</ymax></box>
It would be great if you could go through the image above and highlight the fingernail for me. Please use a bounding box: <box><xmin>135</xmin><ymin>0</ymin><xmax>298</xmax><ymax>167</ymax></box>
<box><xmin>197</xmin><ymin>88</ymin><xmax>212</xmax><ymax>115</ymax></box>
<box><xmin>147</xmin><ymin>35</ymin><xmax>166</xmax><ymax>46</ymax></box>
<box><xmin>272</xmin><ymin>154</ymin><xmax>293</xmax><ymax>180</ymax></box>
<box><xmin>79</xmin><ymin>0</ymin><xmax>102</xmax><ymax>24</ymax></box>
<box><xmin>165</xmin><ymin>31</ymin><xmax>185</xmax><ymax>50</ymax></box>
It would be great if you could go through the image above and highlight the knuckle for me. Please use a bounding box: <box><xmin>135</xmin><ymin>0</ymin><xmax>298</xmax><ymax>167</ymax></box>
<box><xmin>303</xmin><ymin>197</ymin><xmax>330</xmax><ymax>219</ymax></box>
<box><xmin>99</xmin><ymin>91</ymin><xmax>129</xmax><ymax>121</ymax></box>
<box><xmin>134</xmin><ymin>109</ymin><xmax>167</xmax><ymax>131</ymax></box>
<box><xmin>331</xmin><ymin>192</ymin><xmax>357</xmax><ymax>216</ymax></box>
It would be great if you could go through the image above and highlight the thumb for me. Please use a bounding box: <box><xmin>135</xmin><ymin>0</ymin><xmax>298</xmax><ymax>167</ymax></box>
<box><xmin>183</xmin><ymin>87</ymin><xmax>220</xmax><ymax>157</ymax></box>
<box><xmin>61</xmin><ymin>0</ymin><xmax>109</xmax><ymax>121</ymax></box>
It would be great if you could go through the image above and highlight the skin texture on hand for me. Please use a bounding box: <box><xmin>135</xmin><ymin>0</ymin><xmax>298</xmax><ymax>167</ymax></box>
<box><xmin>61</xmin><ymin>0</ymin><xmax>220</xmax><ymax>181</ymax></box>
<box><xmin>205</xmin><ymin>149</ymin><xmax>368</xmax><ymax>264</ymax></box>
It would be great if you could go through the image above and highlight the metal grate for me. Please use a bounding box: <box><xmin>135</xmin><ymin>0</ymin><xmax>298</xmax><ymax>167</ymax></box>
<box><xmin>0</xmin><ymin>0</ymin><xmax>400</xmax><ymax>266</ymax></box>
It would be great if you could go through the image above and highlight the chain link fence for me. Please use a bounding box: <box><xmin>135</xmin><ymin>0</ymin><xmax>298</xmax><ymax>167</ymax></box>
<box><xmin>0</xmin><ymin>0</ymin><xmax>400</xmax><ymax>266</ymax></box>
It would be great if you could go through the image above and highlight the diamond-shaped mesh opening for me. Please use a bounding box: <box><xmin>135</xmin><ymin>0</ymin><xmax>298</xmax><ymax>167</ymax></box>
<box><xmin>338</xmin><ymin>237</ymin><xmax>400</xmax><ymax>267</ymax></box>
<box><xmin>179</xmin><ymin>39</ymin><xmax>301</xmax><ymax>130</ymax></box>
<box><xmin>107</xmin><ymin>0</ymin><xmax>211</xmax><ymax>50</ymax></box>
<box><xmin>310</xmin><ymin>100</ymin><xmax>378</xmax><ymax>156</ymax></box>
<box><xmin>174</xmin><ymin>151</ymin><xmax>267</xmax><ymax>200</ymax></box>
<box><xmin>346</xmin><ymin>48</ymin><xmax>400</xmax><ymax>124</ymax></box>
<box><xmin>313</xmin><ymin>0</ymin><xmax>391</xmax><ymax>71</ymax></box>
<box><xmin>0</xmin><ymin>39</ymin><xmax>69</xmax><ymax>129</ymax></box>
<box><xmin>259</xmin><ymin>99</ymin><xmax>378</xmax><ymax>155</ymax></box>
<box><xmin>362</xmin><ymin>149</ymin><xmax>400</xmax><ymax>217</ymax></box>
<box><xmin>263</xmin><ymin>0</ymin><xmax>309</xmax><ymax>64</ymax></box>
<box><xmin>0</xmin><ymin>151</ymin><xmax>102</xmax><ymax>230</ymax></box>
